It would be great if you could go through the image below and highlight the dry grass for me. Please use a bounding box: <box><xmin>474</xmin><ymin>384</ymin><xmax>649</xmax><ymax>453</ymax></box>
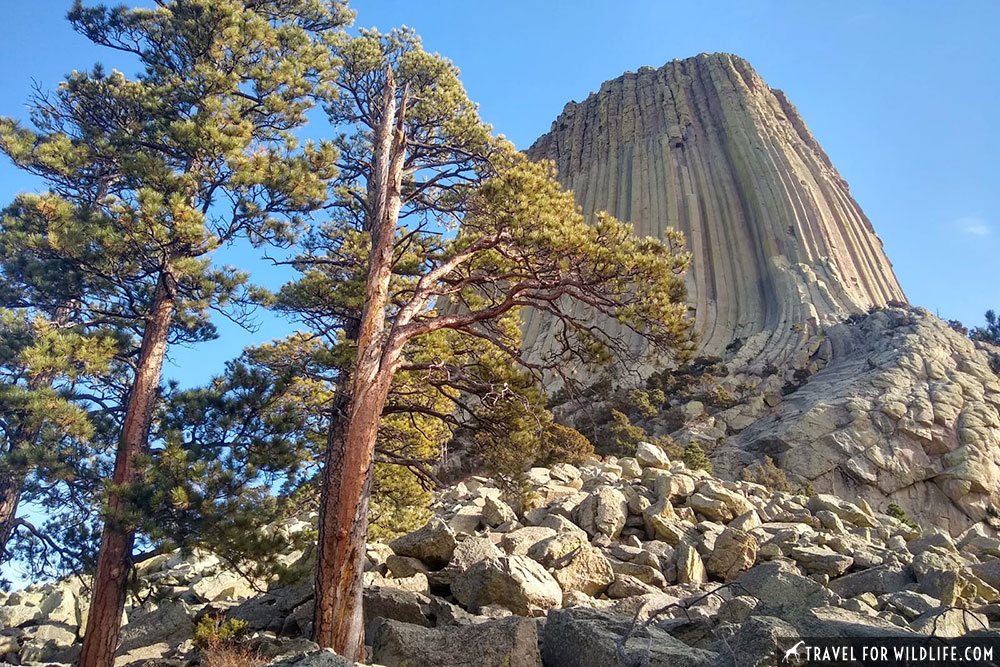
<box><xmin>201</xmin><ymin>646</ymin><xmax>268</xmax><ymax>667</ymax></box>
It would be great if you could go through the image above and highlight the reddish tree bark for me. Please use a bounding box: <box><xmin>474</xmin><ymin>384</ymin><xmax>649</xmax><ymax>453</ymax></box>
<box><xmin>79</xmin><ymin>268</ymin><xmax>176</xmax><ymax>667</ymax></box>
<box><xmin>312</xmin><ymin>69</ymin><xmax>408</xmax><ymax>659</ymax></box>
<box><xmin>0</xmin><ymin>470</ymin><xmax>21</xmax><ymax>559</ymax></box>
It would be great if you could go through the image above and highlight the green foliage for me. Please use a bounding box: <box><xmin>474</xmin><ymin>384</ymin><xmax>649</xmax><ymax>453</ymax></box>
<box><xmin>193</xmin><ymin>616</ymin><xmax>250</xmax><ymax>650</ymax></box>
<box><xmin>740</xmin><ymin>456</ymin><xmax>789</xmax><ymax>492</ymax></box>
<box><xmin>0</xmin><ymin>0</ymin><xmax>351</xmax><ymax>584</ymax></box>
<box><xmin>537</xmin><ymin>423</ymin><xmax>595</xmax><ymax>466</ymax></box>
<box><xmin>682</xmin><ymin>442</ymin><xmax>712</xmax><ymax>473</ymax></box>
<box><xmin>629</xmin><ymin>389</ymin><xmax>659</xmax><ymax>419</ymax></box>
<box><xmin>886</xmin><ymin>502</ymin><xmax>918</xmax><ymax>530</ymax></box>
<box><xmin>971</xmin><ymin>310</ymin><xmax>1000</xmax><ymax>346</ymax></box>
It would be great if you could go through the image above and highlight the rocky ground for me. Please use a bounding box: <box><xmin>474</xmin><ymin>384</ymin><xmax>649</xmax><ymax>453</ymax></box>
<box><xmin>3</xmin><ymin>441</ymin><xmax>1000</xmax><ymax>666</ymax></box>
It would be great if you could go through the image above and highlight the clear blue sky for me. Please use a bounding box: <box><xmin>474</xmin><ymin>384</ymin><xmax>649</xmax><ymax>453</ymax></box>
<box><xmin>1</xmin><ymin>1</ymin><xmax>998</xmax><ymax>391</ymax></box>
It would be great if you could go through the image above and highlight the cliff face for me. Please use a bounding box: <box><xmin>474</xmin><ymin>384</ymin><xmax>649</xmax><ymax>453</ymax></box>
<box><xmin>527</xmin><ymin>54</ymin><xmax>1000</xmax><ymax>536</ymax></box>
<box><xmin>525</xmin><ymin>53</ymin><xmax>906</xmax><ymax>362</ymax></box>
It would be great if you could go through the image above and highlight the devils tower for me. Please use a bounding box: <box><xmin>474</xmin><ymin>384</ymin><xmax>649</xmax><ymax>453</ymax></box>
<box><xmin>524</xmin><ymin>53</ymin><xmax>906</xmax><ymax>365</ymax></box>
<box><xmin>526</xmin><ymin>53</ymin><xmax>1000</xmax><ymax>536</ymax></box>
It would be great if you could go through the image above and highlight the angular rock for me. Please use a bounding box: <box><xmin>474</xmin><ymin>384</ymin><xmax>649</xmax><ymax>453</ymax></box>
<box><xmin>371</xmin><ymin>616</ymin><xmax>542</xmax><ymax>667</ymax></box>
<box><xmin>541</xmin><ymin>607</ymin><xmax>716</xmax><ymax>667</ymax></box>
<box><xmin>576</xmin><ymin>487</ymin><xmax>628</xmax><ymax>539</ymax></box>
<box><xmin>790</xmin><ymin>545</ymin><xmax>854</xmax><ymax>577</ymax></box>
<box><xmin>363</xmin><ymin>585</ymin><xmax>431</xmax><ymax>630</ymax></box>
<box><xmin>607</xmin><ymin>574</ymin><xmax>659</xmax><ymax>598</ymax></box>
<box><xmin>707</xmin><ymin>528</ymin><xmax>758</xmax><ymax>581</ymax></box>
<box><xmin>451</xmin><ymin>555</ymin><xmax>561</xmax><ymax>615</ymax></box>
<box><xmin>636</xmin><ymin>441</ymin><xmax>671</xmax><ymax>469</ymax></box>
<box><xmin>117</xmin><ymin>601</ymin><xmax>194</xmax><ymax>653</ymax></box>
<box><xmin>499</xmin><ymin>526</ymin><xmax>557</xmax><ymax>556</ymax></box>
<box><xmin>726</xmin><ymin>615</ymin><xmax>798</xmax><ymax>667</ymax></box>
<box><xmin>736</xmin><ymin>561</ymin><xmax>833</xmax><ymax>621</ymax></box>
<box><xmin>551</xmin><ymin>546</ymin><xmax>615</xmax><ymax>596</ymax></box>
<box><xmin>526</xmin><ymin>531</ymin><xmax>589</xmax><ymax>568</ymax></box>
<box><xmin>482</xmin><ymin>496</ymin><xmax>517</xmax><ymax>528</ymax></box>
<box><xmin>676</xmin><ymin>542</ymin><xmax>707</xmax><ymax>584</ymax></box>
<box><xmin>389</xmin><ymin>518</ymin><xmax>457</xmax><ymax>569</ymax></box>
<box><xmin>828</xmin><ymin>563</ymin><xmax>915</xmax><ymax>599</ymax></box>
<box><xmin>807</xmin><ymin>494</ymin><xmax>877</xmax><ymax>528</ymax></box>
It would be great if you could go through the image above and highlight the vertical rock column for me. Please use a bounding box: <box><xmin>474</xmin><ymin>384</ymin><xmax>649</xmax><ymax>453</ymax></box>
<box><xmin>524</xmin><ymin>53</ymin><xmax>906</xmax><ymax>367</ymax></box>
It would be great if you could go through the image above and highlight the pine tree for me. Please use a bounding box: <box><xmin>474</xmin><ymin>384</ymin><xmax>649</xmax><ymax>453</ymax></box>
<box><xmin>971</xmin><ymin>310</ymin><xmax>1000</xmax><ymax>346</ymax></box>
<box><xmin>0</xmin><ymin>197</ymin><xmax>133</xmax><ymax>576</ymax></box>
<box><xmin>0</xmin><ymin>2</ymin><xmax>348</xmax><ymax>664</ymax></box>
<box><xmin>283</xmin><ymin>28</ymin><xmax>694</xmax><ymax>657</ymax></box>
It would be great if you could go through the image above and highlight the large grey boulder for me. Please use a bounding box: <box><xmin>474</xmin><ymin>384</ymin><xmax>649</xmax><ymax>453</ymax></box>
<box><xmin>910</xmin><ymin>608</ymin><xmax>990</xmax><ymax>637</ymax></box>
<box><xmin>117</xmin><ymin>600</ymin><xmax>195</xmax><ymax>653</ymax></box>
<box><xmin>551</xmin><ymin>546</ymin><xmax>615</xmax><ymax>596</ymax></box>
<box><xmin>794</xmin><ymin>605</ymin><xmax>917</xmax><ymax>638</ymax></box>
<box><xmin>526</xmin><ymin>531</ymin><xmax>589</xmax><ymax>568</ymax></box>
<box><xmin>541</xmin><ymin>607</ymin><xmax>716</xmax><ymax>667</ymax></box>
<box><xmin>266</xmin><ymin>648</ymin><xmax>370</xmax><ymax>666</ymax></box>
<box><xmin>971</xmin><ymin>559</ymin><xmax>1000</xmax><ymax>589</ymax></box>
<box><xmin>363</xmin><ymin>586</ymin><xmax>432</xmax><ymax>631</ymax></box>
<box><xmin>807</xmin><ymin>495</ymin><xmax>877</xmax><ymax>528</ymax></box>
<box><xmin>676</xmin><ymin>542</ymin><xmax>707</xmax><ymax>584</ymax></box>
<box><xmin>228</xmin><ymin>580</ymin><xmax>314</xmax><ymax>633</ymax></box>
<box><xmin>499</xmin><ymin>527</ymin><xmax>557</xmax><ymax>556</ymax></box>
<box><xmin>483</xmin><ymin>496</ymin><xmax>517</xmax><ymax>527</ymax></box>
<box><xmin>576</xmin><ymin>487</ymin><xmax>628</xmax><ymax>539</ymax></box>
<box><xmin>389</xmin><ymin>518</ymin><xmax>457</xmax><ymax>569</ymax></box>
<box><xmin>735</xmin><ymin>561</ymin><xmax>833</xmax><ymax>621</ymax></box>
<box><xmin>635</xmin><ymin>441</ymin><xmax>671</xmax><ymax>469</ymax></box>
<box><xmin>370</xmin><ymin>616</ymin><xmax>542</xmax><ymax>667</ymax></box>
<box><xmin>451</xmin><ymin>555</ymin><xmax>561</xmax><ymax>615</ymax></box>
<box><xmin>722</xmin><ymin>616</ymin><xmax>799</xmax><ymax>667</ymax></box>
<box><xmin>828</xmin><ymin>563</ymin><xmax>915</xmax><ymax>599</ymax></box>
<box><xmin>707</xmin><ymin>528</ymin><xmax>758</xmax><ymax>581</ymax></box>
<box><xmin>789</xmin><ymin>545</ymin><xmax>853</xmax><ymax>577</ymax></box>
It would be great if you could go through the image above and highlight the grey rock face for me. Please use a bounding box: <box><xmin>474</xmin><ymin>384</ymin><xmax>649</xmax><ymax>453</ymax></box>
<box><xmin>370</xmin><ymin>616</ymin><xmax>542</xmax><ymax>667</ymax></box>
<box><xmin>525</xmin><ymin>53</ymin><xmax>905</xmax><ymax>365</ymax></box>
<box><xmin>450</xmin><ymin>556</ymin><xmax>562</xmax><ymax>615</ymax></box>
<box><xmin>541</xmin><ymin>607</ymin><xmax>717</xmax><ymax>667</ymax></box>
<box><xmin>828</xmin><ymin>563</ymin><xmax>916</xmax><ymax>599</ymax></box>
<box><xmin>388</xmin><ymin>517</ymin><xmax>457</xmax><ymax>569</ymax></box>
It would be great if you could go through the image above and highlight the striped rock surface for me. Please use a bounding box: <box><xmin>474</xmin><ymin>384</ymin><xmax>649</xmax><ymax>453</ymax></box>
<box><xmin>524</xmin><ymin>52</ymin><xmax>906</xmax><ymax>365</ymax></box>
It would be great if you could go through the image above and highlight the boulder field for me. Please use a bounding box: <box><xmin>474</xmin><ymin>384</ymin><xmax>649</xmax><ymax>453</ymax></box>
<box><xmin>3</xmin><ymin>441</ymin><xmax>1000</xmax><ymax>666</ymax></box>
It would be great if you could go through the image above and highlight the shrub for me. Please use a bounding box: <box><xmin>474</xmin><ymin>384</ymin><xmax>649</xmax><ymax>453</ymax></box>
<box><xmin>886</xmin><ymin>502</ymin><xmax>918</xmax><ymax>530</ymax></box>
<box><xmin>971</xmin><ymin>309</ymin><xmax>1000</xmax><ymax>346</ymax></box>
<box><xmin>703</xmin><ymin>379</ymin><xmax>738</xmax><ymax>409</ymax></box>
<box><xmin>947</xmin><ymin>319</ymin><xmax>968</xmax><ymax>336</ymax></box>
<box><xmin>193</xmin><ymin>616</ymin><xmax>250</xmax><ymax>650</ymax></box>
<box><xmin>587</xmin><ymin>409</ymin><xmax>645</xmax><ymax>457</ymax></box>
<box><xmin>682</xmin><ymin>442</ymin><xmax>712</xmax><ymax>473</ymax></box>
<box><xmin>740</xmin><ymin>456</ymin><xmax>789</xmax><ymax>492</ymax></box>
<box><xmin>538</xmin><ymin>423</ymin><xmax>595</xmax><ymax>466</ymax></box>
<box><xmin>629</xmin><ymin>389</ymin><xmax>660</xmax><ymax>419</ymax></box>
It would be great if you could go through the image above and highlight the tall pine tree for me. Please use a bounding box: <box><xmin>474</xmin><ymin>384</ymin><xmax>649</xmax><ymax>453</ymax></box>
<box><xmin>286</xmin><ymin>28</ymin><xmax>694</xmax><ymax>658</ymax></box>
<box><xmin>0</xmin><ymin>2</ymin><xmax>348</xmax><ymax>664</ymax></box>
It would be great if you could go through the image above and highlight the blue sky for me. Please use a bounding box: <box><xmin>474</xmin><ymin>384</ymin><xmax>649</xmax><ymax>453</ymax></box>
<box><xmin>1</xmin><ymin>1</ymin><xmax>998</xmax><ymax>392</ymax></box>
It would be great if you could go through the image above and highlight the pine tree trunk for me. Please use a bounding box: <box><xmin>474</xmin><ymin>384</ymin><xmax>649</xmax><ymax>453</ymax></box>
<box><xmin>79</xmin><ymin>268</ymin><xmax>176</xmax><ymax>667</ymax></box>
<box><xmin>0</xmin><ymin>470</ymin><xmax>21</xmax><ymax>559</ymax></box>
<box><xmin>312</xmin><ymin>69</ymin><xmax>407</xmax><ymax>660</ymax></box>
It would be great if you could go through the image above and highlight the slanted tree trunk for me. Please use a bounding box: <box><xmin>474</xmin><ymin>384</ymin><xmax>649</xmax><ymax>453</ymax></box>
<box><xmin>79</xmin><ymin>267</ymin><xmax>177</xmax><ymax>667</ymax></box>
<box><xmin>313</xmin><ymin>70</ymin><xmax>407</xmax><ymax>660</ymax></box>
